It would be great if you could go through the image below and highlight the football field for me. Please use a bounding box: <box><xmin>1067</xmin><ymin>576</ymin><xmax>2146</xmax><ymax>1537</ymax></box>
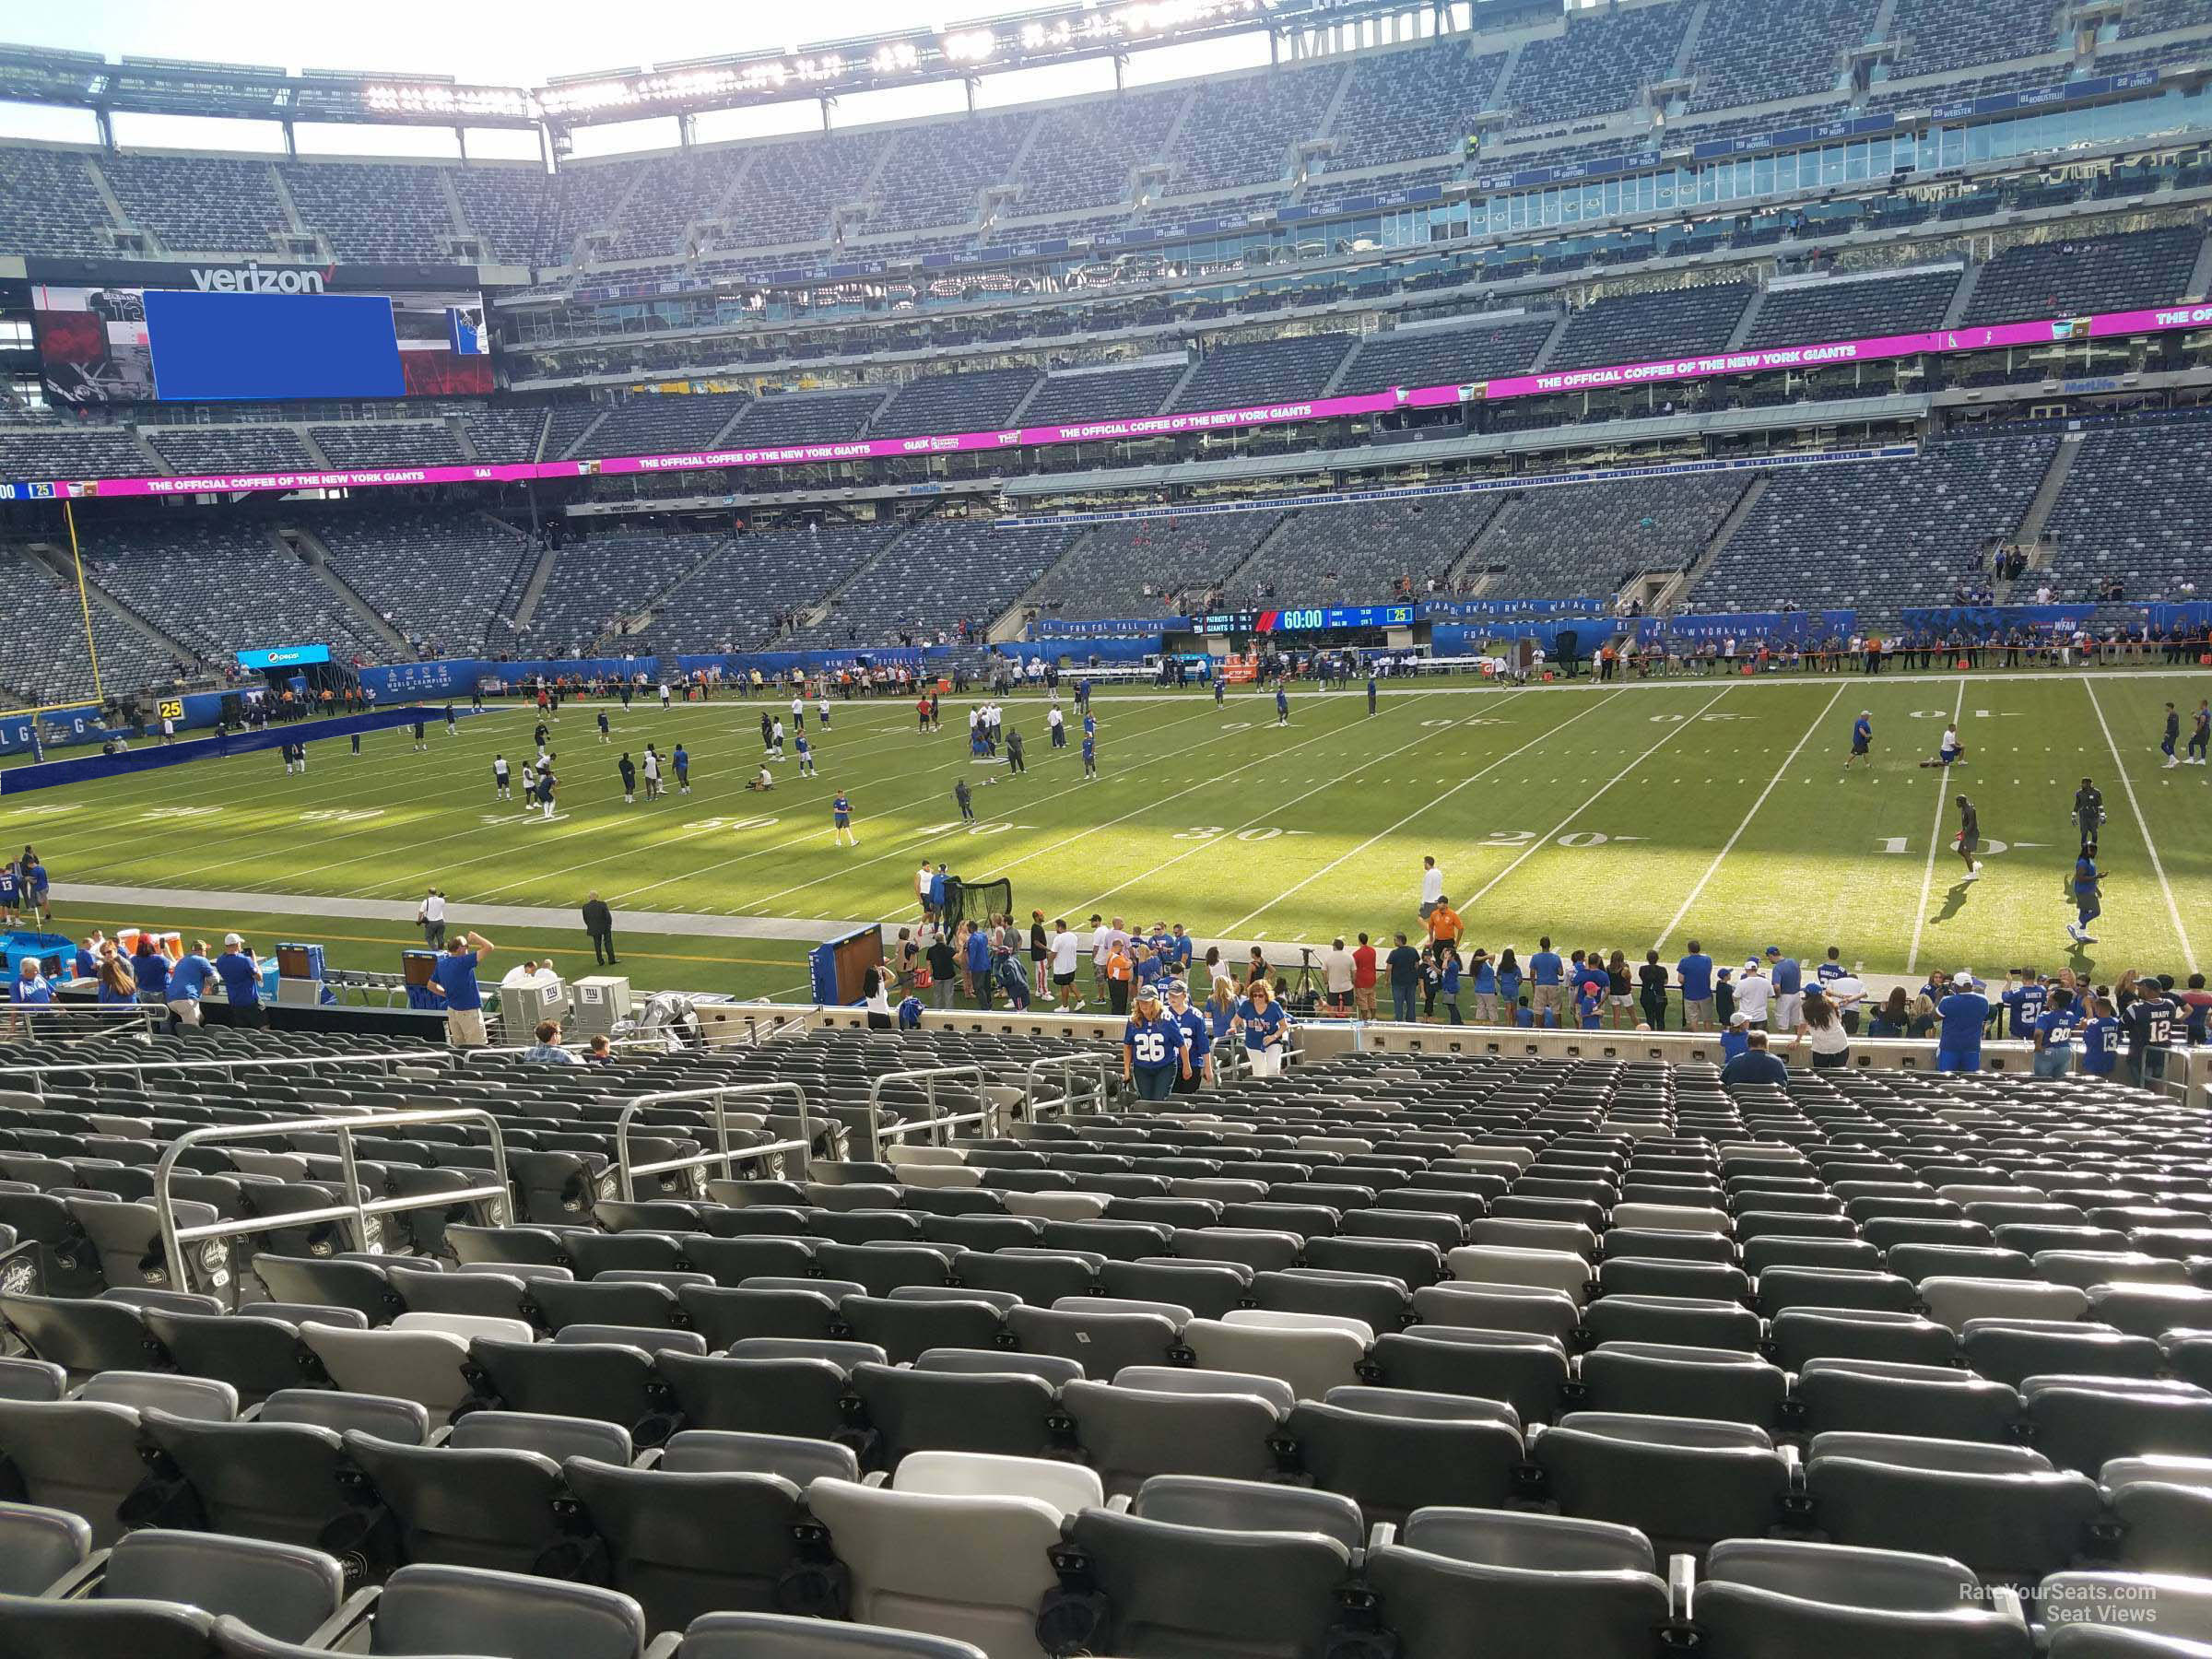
<box><xmin>7</xmin><ymin>668</ymin><xmax>2206</xmax><ymax>1002</ymax></box>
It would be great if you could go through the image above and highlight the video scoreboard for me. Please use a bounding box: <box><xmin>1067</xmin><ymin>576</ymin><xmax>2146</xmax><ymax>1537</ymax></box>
<box><xmin>1189</xmin><ymin>604</ymin><xmax>1418</xmax><ymax>636</ymax></box>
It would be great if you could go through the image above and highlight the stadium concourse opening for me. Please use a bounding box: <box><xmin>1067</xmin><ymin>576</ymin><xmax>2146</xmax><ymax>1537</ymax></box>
<box><xmin>4</xmin><ymin>0</ymin><xmax>2212</xmax><ymax>1650</ymax></box>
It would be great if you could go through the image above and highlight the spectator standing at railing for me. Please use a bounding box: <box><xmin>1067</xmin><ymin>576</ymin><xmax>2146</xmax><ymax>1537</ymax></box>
<box><xmin>216</xmin><ymin>935</ymin><xmax>264</xmax><ymax>1029</ymax></box>
<box><xmin>131</xmin><ymin>934</ymin><xmax>172</xmax><ymax>1005</ymax></box>
<box><xmin>166</xmin><ymin>939</ymin><xmax>217</xmax><ymax>1032</ymax></box>
<box><xmin>1386</xmin><ymin>934</ymin><xmax>1422</xmax><ymax>1024</ymax></box>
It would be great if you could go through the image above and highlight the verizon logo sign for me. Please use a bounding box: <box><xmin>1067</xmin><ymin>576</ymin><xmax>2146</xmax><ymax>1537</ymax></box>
<box><xmin>188</xmin><ymin>263</ymin><xmax>327</xmax><ymax>294</ymax></box>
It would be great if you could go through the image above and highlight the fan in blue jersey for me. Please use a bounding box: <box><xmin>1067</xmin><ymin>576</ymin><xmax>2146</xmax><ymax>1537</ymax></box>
<box><xmin>1232</xmin><ymin>979</ymin><xmax>1292</xmax><ymax>1077</ymax></box>
<box><xmin>2031</xmin><ymin>988</ymin><xmax>2077</xmax><ymax>1077</ymax></box>
<box><xmin>2077</xmin><ymin>996</ymin><xmax>2122</xmax><ymax>1077</ymax></box>
<box><xmin>1165</xmin><ymin>981</ymin><xmax>1213</xmax><ymax>1092</ymax></box>
<box><xmin>1122</xmin><ymin>986</ymin><xmax>1187</xmax><ymax>1101</ymax></box>
<box><xmin>2000</xmin><ymin>971</ymin><xmax>2046</xmax><ymax>1040</ymax></box>
<box><xmin>1935</xmin><ymin>971</ymin><xmax>1989</xmax><ymax>1072</ymax></box>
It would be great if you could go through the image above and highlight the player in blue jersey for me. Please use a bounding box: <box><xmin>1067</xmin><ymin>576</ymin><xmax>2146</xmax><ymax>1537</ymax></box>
<box><xmin>1082</xmin><ymin>710</ymin><xmax>1096</xmax><ymax>741</ymax></box>
<box><xmin>795</xmin><ymin>733</ymin><xmax>817</xmax><ymax>777</ymax></box>
<box><xmin>672</xmin><ymin>743</ymin><xmax>690</xmax><ymax>794</ymax></box>
<box><xmin>831</xmin><ymin>790</ymin><xmax>856</xmax><ymax>848</ymax></box>
<box><xmin>2070</xmin><ymin>850</ymin><xmax>2101</xmax><ymax>945</ymax></box>
<box><xmin>1215</xmin><ymin>676</ymin><xmax>1225</xmax><ymax>706</ymax></box>
<box><xmin>1275</xmin><ymin>686</ymin><xmax>1289</xmax><ymax>726</ymax></box>
<box><xmin>1843</xmin><ymin>710</ymin><xmax>1872</xmax><ymax>770</ymax></box>
<box><xmin>1082</xmin><ymin>732</ymin><xmax>1097</xmax><ymax>779</ymax></box>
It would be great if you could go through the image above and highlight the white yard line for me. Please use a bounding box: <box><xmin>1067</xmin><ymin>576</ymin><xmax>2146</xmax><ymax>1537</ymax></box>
<box><xmin>603</xmin><ymin>700</ymin><xmax>1251</xmax><ymax>911</ymax></box>
<box><xmin>1223</xmin><ymin>689</ymin><xmax>1623</xmax><ymax>934</ymax></box>
<box><xmin>945</xmin><ymin>690</ymin><xmax>1525</xmax><ymax>923</ymax></box>
<box><xmin>1652</xmin><ymin>681</ymin><xmax>1845</xmax><ymax>955</ymax></box>
<box><xmin>1456</xmin><ymin>685</ymin><xmax>1737</xmax><ymax>912</ymax></box>
<box><xmin>2084</xmin><ymin>677</ymin><xmax>2199</xmax><ymax>973</ymax></box>
<box><xmin>1081</xmin><ymin>690</ymin><xmax>1543</xmax><ymax>924</ymax></box>
<box><xmin>1905</xmin><ymin>677</ymin><xmax>1967</xmax><ymax>975</ymax></box>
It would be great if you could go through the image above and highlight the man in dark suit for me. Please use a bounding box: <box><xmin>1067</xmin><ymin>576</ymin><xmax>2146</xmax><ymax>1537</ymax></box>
<box><xmin>582</xmin><ymin>892</ymin><xmax>617</xmax><ymax>966</ymax></box>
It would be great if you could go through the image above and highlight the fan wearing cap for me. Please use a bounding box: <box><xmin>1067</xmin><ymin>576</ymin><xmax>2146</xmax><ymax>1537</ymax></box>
<box><xmin>1123</xmin><ymin>984</ymin><xmax>1188</xmax><ymax>1102</ymax></box>
<box><xmin>1165</xmin><ymin>981</ymin><xmax>1213</xmax><ymax>1092</ymax></box>
<box><xmin>1735</xmin><ymin>958</ymin><xmax>1772</xmax><ymax>1030</ymax></box>
<box><xmin>1765</xmin><ymin>947</ymin><xmax>1803</xmax><ymax>1030</ymax></box>
<box><xmin>1719</xmin><ymin>1010</ymin><xmax>1753</xmax><ymax>1064</ymax></box>
<box><xmin>1936</xmin><ymin>971</ymin><xmax>1990</xmax><ymax>1073</ymax></box>
<box><xmin>214</xmin><ymin>935</ymin><xmax>265</xmax><ymax>1027</ymax></box>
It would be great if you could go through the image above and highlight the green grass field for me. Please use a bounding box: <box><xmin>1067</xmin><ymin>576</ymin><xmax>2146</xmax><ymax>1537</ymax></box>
<box><xmin>7</xmin><ymin>668</ymin><xmax>2207</xmax><ymax>1002</ymax></box>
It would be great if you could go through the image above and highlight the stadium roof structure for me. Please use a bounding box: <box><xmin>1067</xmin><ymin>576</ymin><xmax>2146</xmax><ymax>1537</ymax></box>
<box><xmin>0</xmin><ymin>0</ymin><xmax>1550</xmax><ymax>134</ymax></box>
<box><xmin>0</xmin><ymin>43</ymin><xmax>535</xmax><ymax>128</ymax></box>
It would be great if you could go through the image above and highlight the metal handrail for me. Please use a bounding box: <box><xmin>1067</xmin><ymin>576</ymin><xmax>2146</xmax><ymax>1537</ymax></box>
<box><xmin>613</xmin><ymin>1082</ymin><xmax>816</xmax><ymax>1200</ymax></box>
<box><xmin>0</xmin><ymin>1047</ymin><xmax>454</xmax><ymax>1099</ymax></box>
<box><xmin>460</xmin><ymin>1037</ymin><xmax>672</xmax><ymax>1065</ymax></box>
<box><xmin>3</xmin><ymin>1003</ymin><xmax>161</xmax><ymax>1041</ymax></box>
<box><xmin>863</xmin><ymin>1065</ymin><xmax>991</xmax><ymax>1161</ymax></box>
<box><xmin>154</xmin><ymin>1106</ymin><xmax>512</xmax><ymax>1309</ymax></box>
<box><xmin>1021</xmin><ymin>1052</ymin><xmax>1116</xmax><ymax>1118</ymax></box>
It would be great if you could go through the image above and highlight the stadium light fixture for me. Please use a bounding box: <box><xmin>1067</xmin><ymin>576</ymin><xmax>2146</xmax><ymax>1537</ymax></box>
<box><xmin>363</xmin><ymin>82</ymin><xmax>531</xmax><ymax>120</ymax></box>
<box><xmin>941</xmin><ymin>29</ymin><xmax>1002</xmax><ymax>64</ymax></box>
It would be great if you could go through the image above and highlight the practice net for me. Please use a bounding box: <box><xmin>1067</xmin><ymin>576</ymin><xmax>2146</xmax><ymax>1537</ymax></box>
<box><xmin>942</xmin><ymin>877</ymin><xmax>1013</xmax><ymax>931</ymax></box>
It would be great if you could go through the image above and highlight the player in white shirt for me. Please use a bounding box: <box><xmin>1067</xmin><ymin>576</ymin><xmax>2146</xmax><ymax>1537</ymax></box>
<box><xmin>770</xmin><ymin>718</ymin><xmax>785</xmax><ymax>758</ymax></box>
<box><xmin>790</xmin><ymin>696</ymin><xmax>805</xmax><ymax>733</ymax></box>
<box><xmin>641</xmin><ymin>748</ymin><xmax>662</xmax><ymax>800</ymax></box>
<box><xmin>917</xmin><ymin>862</ymin><xmax>935</xmax><ymax>915</ymax></box>
<box><xmin>658</xmin><ymin>681</ymin><xmax>671</xmax><ymax>709</ymax></box>
<box><xmin>491</xmin><ymin>755</ymin><xmax>511</xmax><ymax>800</ymax></box>
<box><xmin>1419</xmin><ymin>856</ymin><xmax>1444</xmax><ymax>921</ymax></box>
<box><xmin>817</xmin><ymin>695</ymin><xmax>831</xmax><ymax>729</ymax></box>
<box><xmin>1047</xmin><ymin>705</ymin><xmax>1065</xmax><ymax>748</ymax></box>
